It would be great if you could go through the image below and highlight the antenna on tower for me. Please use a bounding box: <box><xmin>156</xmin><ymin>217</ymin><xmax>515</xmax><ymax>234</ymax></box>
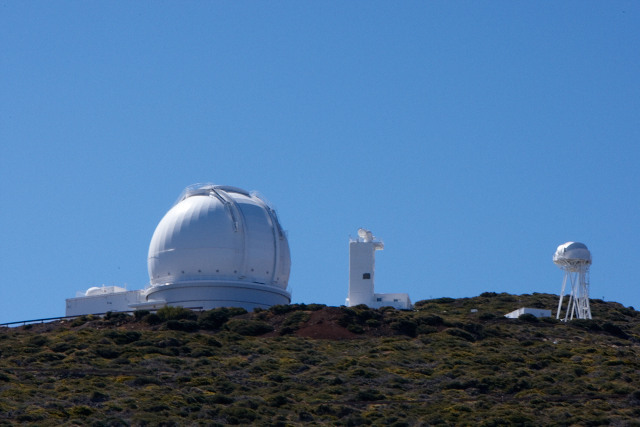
<box><xmin>553</xmin><ymin>242</ymin><xmax>592</xmax><ymax>321</ymax></box>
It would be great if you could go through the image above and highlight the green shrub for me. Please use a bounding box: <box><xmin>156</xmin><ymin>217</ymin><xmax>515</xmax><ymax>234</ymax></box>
<box><xmin>417</xmin><ymin>325</ymin><xmax>438</xmax><ymax>335</ymax></box>
<box><xmin>37</xmin><ymin>352</ymin><xmax>65</xmax><ymax>362</ymax></box>
<box><xmin>270</xmin><ymin>304</ymin><xmax>297</xmax><ymax>315</ymax></box>
<box><xmin>198</xmin><ymin>307</ymin><xmax>247</xmax><ymax>330</ymax></box>
<box><xmin>570</xmin><ymin>319</ymin><xmax>601</xmax><ymax>331</ymax></box>
<box><xmin>269</xmin><ymin>394</ymin><xmax>290</xmax><ymax>407</ymax></box>
<box><xmin>70</xmin><ymin>317</ymin><xmax>87</xmax><ymax>327</ymax></box>
<box><xmin>337</xmin><ymin>308</ymin><xmax>357</xmax><ymax>326</ymax></box>
<box><xmin>103</xmin><ymin>312</ymin><xmax>132</xmax><ymax>324</ymax></box>
<box><xmin>227</xmin><ymin>307</ymin><xmax>249</xmax><ymax>317</ymax></box>
<box><xmin>28</xmin><ymin>336</ymin><xmax>48</xmax><ymax>347</ymax></box>
<box><xmin>50</xmin><ymin>342</ymin><xmax>71</xmax><ymax>353</ymax></box>
<box><xmin>205</xmin><ymin>337</ymin><xmax>222</xmax><ymax>348</ymax></box>
<box><xmin>366</xmin><ymin>318</ymin><xmax>381</xmax><ymax>327</ymax></box>
<box><xmin>90</xmin><ymin>391</ymin><xmax>110</xmax><ymax>403</ymax></box>
<box><xmin>157</xmin><ymin>306</ymin><xmax>197</xmax><ymax>321</ymax></box>
<box><xmin>602</xmin><ymin>322</ymin><xmax>629</xmax><ymax>339</ymax></box>
<box><xmin>132</xmin><ymin>376</ymin><xmax>161</xmax><ymax>386</ymax></box>
<box><xmin>479</xmin><ymin>313</ymin><xmax>497</xmax><ymax>321</ymax></box>
<box><xmin>224</xmin><ymin>319</ymin><xmax>273</xmax><ymax>336</ymax></box>
<box><xmin>16</xmin><ymin>411</ymin><xmax>46</xmax><ymax>422</ymax></box>
<box><xmin>418</xmin><ymin>314</ymin><xmax>444</xmax><ymax>326</ymax></box>
<box><xmin>134</xmin><ymin>310</ymin><xmax>150</xmax><ymax>320</ymax></box>
<box><xmin>518</xmin><ymin>313</ymin><xmax>539</xmax><ymax>323</ymax></box>
<box><xmin>143</xmin><ymin>313</ymin><xmax>162</xmax><ymax>325</ymax></box>
<box><xmin>462</xmin><ymin>322</ymin><xmax>485</xmax><ymax>339</ymax></box>
<box><xmin>444</xmin><ymin>379</ymin><xmax>479</xmax><ymax>390</ymax></box>
<box><xmin>191</xmin><ymin>348</ymin><xmax>214</xmax><ymax>357</ymax></box>
<box><xmin>93</xmin><ymin>417</ymin><xmax>129</xmax><ymax>426</ymax></box>
<box><xmin>209</xmin><ymin>394</ymin><xmax>234</xmax><ymax>404</ymax></box>
<box><xmin>95</xmin><ymin>346</ymin><xmax>121</xmax><ymax>359</ymax></box>
<box><xmin>446</xmin><ymin>328</ymin><xmax>475</xmax><ymax>342</ymax></box>
<box><xmin>497</xmin><ymin>294</ymin><xmax>517</xmax><ymax>302</ymax></box>
<box><xmin>356</xmin><ymin>388</ymin><xmax>385</xmax><ymax>401</ymax></box>
<box><xmin>432</xmin><ymin>297</ymin><xmax>456</xmax><ymax>304</ymax></box>
<box><xmin>299</xmin><ymin>411</ymin><xmax>314</xmax><ymax>422</ymax></box>
<box><xmin>70</xmin><ymin>405</ymin><xmax>93</xmax><ymax>416</ymax></box>
<box><xmin>507</xmin><ymin>379</ymin><xmax>531</xmax><ymax>393</ymax></box>
<box><xmin>391</xmin><ymin>319</ymin><xmax>417</xmax><ymax>337</ymax></box>
<box><xmin>221</xmin><ymin>406</ymin><xmax>258</xmax><ymax>424</ymax></box>
<box><xmin>155</xmin><ymin>337</ymin><xmax>182</xmax><ymax>348</ymax></box>
<box><xmin>347</xmin><ymin>324</ymin><xmax>364</xmax><ymax>334</ymax></box>
<box><xmin>105</xmin><ymin>331</ymin><xmax>141</xmax><ymax>344</ymax></box>
<box><xmin>282</xmin><ymin>311</ymin><xmax>310</xmax><ymax>329</ymax></box>
<box><xmin>279</xmin><ymin>311</ymin><xmax>311</xmax><ymax>335</ymax></box>
<box><xmin>166</xmin><ymin>319</ymin><xmax>199</xmax><ymax>332</ymax></box>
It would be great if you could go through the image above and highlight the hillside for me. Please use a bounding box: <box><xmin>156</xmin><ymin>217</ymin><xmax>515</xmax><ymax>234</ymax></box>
<box><xmin>1</xmin><ymin>293</ymin><xmax>640</xmax><ymax>426</ymax></box>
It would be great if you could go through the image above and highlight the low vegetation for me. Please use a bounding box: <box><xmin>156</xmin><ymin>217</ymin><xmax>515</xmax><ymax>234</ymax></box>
<box><xmin>1</xmin><ymin>293</ymin><xmax>640</xmax><ymax>426</ymax></box>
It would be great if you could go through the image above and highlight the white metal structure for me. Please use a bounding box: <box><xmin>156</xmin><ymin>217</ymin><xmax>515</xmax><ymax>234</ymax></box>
<box><xmin>65</xmin><ymin>184</ymin><xmax>291</xmax><ymax>315</ymax></box>
<box><xmin>504</xmin><ymin>307</ymin><xmax>552</xmax><ymax>319</ymax></box>
<box><xmin>554</xmin><ymin>241</ymin><xmax>592</xmax><ymax>321</ymax></box>
<box><xmin>346</xmin><ymin>229</ymin><xmax>411</xmax><ymax>310</ymax></box>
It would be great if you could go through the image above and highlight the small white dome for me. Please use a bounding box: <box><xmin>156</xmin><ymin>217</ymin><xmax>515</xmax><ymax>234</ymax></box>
<box><xmin>553</xmin><ymin>241</ymin><xmax>591</xmax><ymax>268</ymax></box>
<box><xmin>85</xmin><ymin>287</ymin><xmax>102</xmax><ymax>296</ymax></box>
<box><xmin>148</xmin><ymin>184</ymin><xmax>290</xmax><ymax>290</ymax></box>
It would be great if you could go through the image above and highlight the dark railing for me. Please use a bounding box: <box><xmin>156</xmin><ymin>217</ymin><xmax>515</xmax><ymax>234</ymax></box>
<box><xmin>1</xmin><ymin>315</ymin><xmax>89</xmax><ymax>327</ymax></box>
<box><xmin>0</xmin><ymin>312</ymin><xmax>134</xmax><ymax>327</ymax></box>
<box><xmin>0</xmin><ymin>307</ymin><xmax>205</xmax><ymax>328</ymax></box>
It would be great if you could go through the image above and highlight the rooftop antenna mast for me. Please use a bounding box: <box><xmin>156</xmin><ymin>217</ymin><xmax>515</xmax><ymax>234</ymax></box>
<box><xmin>553</xmin><ymin>242</ymin><xmax>592</xmax><ymax>321</ymax></box>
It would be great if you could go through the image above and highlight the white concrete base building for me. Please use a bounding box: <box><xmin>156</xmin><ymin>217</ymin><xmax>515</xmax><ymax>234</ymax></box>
<box><xmin>65</xmin><ymin>184</ymin><xmax>291</xmax><ymax>316</ymax></box>
<box><xmin>65</xmin><ymin>286</ymin><xmax>146</xmax><ymax>317</ymax></box>
<box><xmin>504</xmin><ymin>307</ymin><xmax>552</xmax><ymax>319</ymax></box>
<box><xmin>346</xmin><ymin>229</ymin><xmax>411</xmax><ymax>310</ymax></box>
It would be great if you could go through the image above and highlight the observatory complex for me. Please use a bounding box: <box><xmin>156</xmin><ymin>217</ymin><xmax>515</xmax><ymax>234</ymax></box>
<box><xmin>346</xmin><ymin>229</ymin><xmax>412</xmax><ymax>310</ymax></box>
<box><xmin>66</xmin><ymin>185</ymin><xmax>585</xmax><ymax>319</ymax></box>
<box><xmin>66</xmin><ymin>184</ymin><xmax>291</xmax><ymax>316</ymax></box>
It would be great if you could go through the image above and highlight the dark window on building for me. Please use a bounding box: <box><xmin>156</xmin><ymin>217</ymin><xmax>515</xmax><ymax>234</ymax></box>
<box><xmin>377</xmin><ymin>298</ymin><xmax>382</xmax><ymax>302</ymax></box>
<box><xmin>363</xmin><ymin>273</ymin><xmax>371</xmax><ymax>279</ymax></box>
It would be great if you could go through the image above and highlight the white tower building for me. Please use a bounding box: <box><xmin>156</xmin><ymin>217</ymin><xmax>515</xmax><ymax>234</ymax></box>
<box><xmin>66</xmin><ymin>184</ymin><xmax>291</xmax><ymax>316</ymax></box>
<box><xmin>554</xmin><ymin>241</ymin><xmax>592</xmax><ymax>321</ymax></box>
<box><xmin>346</xmin><ymin>229</ymin><xmax>411</xmax><ymax>310</ymax></box>
<box><xmin>347</xmin><ymin>229</ymin><xmax>384</xmax><ymax>306</ymax></box>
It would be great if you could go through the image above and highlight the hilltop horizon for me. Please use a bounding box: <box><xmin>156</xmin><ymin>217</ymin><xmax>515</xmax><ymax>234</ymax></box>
<box><xmin>2</xmin><ymin>292</ymin><xmax>639</xmax><ymax>425</ymax></box>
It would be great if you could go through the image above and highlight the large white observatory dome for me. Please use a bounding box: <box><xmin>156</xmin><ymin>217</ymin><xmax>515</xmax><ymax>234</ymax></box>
<box><xmin>145</xmin><ymin>184</ymin><xmax>291</xmax><ymax>310</ymax></box>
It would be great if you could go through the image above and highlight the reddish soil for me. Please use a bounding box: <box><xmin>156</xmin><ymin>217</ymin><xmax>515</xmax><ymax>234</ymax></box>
<box><xmin>294</xmin><ymin>307</ymin><xmax>359</xmax><ymax>340</ymax></box>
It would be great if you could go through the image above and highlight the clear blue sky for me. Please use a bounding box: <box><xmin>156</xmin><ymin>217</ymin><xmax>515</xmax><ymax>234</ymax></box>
<box><xmin>2</xmin><ymin>2</ymin><xmax>638</xmax><ymax>323</ymax></box>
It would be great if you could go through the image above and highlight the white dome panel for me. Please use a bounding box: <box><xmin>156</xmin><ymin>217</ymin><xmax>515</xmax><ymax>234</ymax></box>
<box><xmin>553</xmin><ymin>241</ymin><xmax>591</xmax><ymax>267</ymax></box>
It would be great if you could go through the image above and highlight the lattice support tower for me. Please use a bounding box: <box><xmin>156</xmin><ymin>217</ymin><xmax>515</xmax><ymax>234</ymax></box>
<box><xmin>554</xmin><ymin>242</ymin><xmax>592</xmax><ymax>322</ymax></box>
